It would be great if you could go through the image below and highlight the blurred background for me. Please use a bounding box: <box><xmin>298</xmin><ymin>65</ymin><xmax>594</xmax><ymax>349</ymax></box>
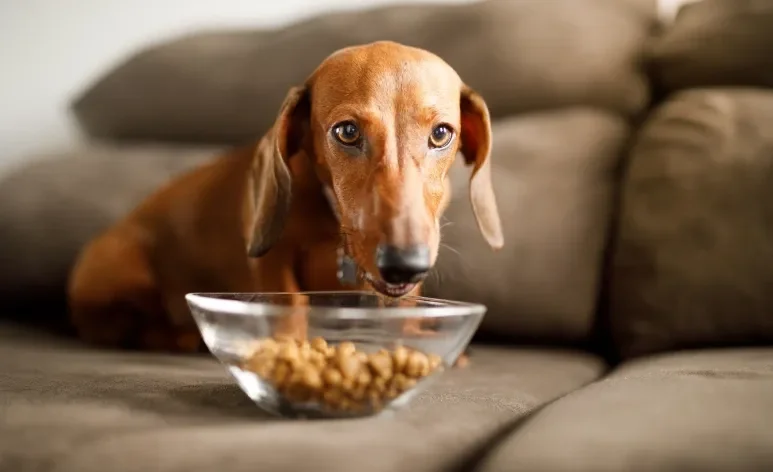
<box><xmin>0</xmin><ymin>0</ymin><xmax>706</xmax><ymax>324</ymax></box>
<box><xmin>1</xmin><ymin>0</ymin><xmax>477</xmax><ymax>173</ymax></box>
<box><xmin>0</xmin><ymin>0</ymin><xmax>695</xmax><ymax>174</ymax></box>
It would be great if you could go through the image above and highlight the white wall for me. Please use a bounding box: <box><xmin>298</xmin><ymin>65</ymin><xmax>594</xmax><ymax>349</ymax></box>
<box><xmin>0</xmin><ymin>0</ymin><xmax>474</xmax><ymax>173</ymax></box>
<box><xmin>0</xmin><ymin>0</ymin><xmax>697</xmax><ymax>173</ymax></box>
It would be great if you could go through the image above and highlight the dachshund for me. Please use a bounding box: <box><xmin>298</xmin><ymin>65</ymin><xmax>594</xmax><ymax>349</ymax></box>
<box><xmin>67</xmin><ymin>41</ymin><xmax>504</xmax><ymax>356</ymax></box>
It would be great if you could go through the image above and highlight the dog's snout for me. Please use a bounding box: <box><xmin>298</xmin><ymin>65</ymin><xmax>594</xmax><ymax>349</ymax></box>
<box><xmin>375</xmin><ymin>244</ymin><xmax>431</xmax><ymax>284</ymax></box>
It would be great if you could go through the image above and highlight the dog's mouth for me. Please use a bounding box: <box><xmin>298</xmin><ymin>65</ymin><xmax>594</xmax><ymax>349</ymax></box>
<box><xmin>363</xmin><ymin>272</ymin><xmax>416</xmax><ymax>298</ymax></box>
<box><xmin>336</xmin><ymin>243</ymin><xmax>417</xmax><ymax>298</ymax></box>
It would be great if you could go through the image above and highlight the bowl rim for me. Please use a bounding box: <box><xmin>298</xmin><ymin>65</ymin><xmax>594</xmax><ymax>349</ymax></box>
<box><xmin>185</xmin><ymin>290</ymin><xmax>486</xmax><ymax>320</ymax></box>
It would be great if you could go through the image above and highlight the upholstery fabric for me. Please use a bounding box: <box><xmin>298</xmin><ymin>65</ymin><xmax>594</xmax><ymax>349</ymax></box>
<box><xmin>0</xmin><ymin>322</ymin><xmax>606</xmax><ymax>472</ymax></box>
<box><xmin>71</xmin><ymin>0</ymin><xmax>654</xmax><ymax>143</ymax></box>
<box><xmin>649</xmin><ymin>0</ymin><xmax>773</xmax><ymax>93</ymax></box>
<box><xmin>0</xmin><ymin>143</ymin><xmax>220</xmax><ymax>306</ymax></box>
<box><xmin>425</xmin><ymin>109</ymin><xmax>630</xmax><ymax>345</ymax></box>
<box><xmin>606</xmin><ymin>88</ymin><xmax>773</xmax><ymax>358</ymax></box>
<box><xmin>478</xmin><ymin>347</ymin><xmax>773</xmax><ymax>472</ymax></box>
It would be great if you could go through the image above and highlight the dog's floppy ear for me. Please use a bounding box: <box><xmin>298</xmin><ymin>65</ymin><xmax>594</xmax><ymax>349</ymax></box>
<box><xmin>246</xmin><ymin>85</ymin><xmax>310</xmax><ymax>257</ymax></box>
<box><xmin>459</xmin><ymin>84</ymin><xmax>504</xmax><ymax>250</ymax></box>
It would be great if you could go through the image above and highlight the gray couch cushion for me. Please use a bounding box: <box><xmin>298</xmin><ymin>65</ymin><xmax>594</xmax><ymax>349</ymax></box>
<box><xmin>648</xmin><ymin>0</ymin><xmax>773</xmax><ymax>93</ymax></box>
<box><xmin>606</xmin><ymin>88</ymin><xmax>773</xmax><ymax>359</ymax></box>
<box><xmin>0</xmin><ymin>143</ymin><xmax>220</xmax><ymax>304</ymax></box>
<box><xmin>478</xmin><ymin>348</ymin><xmax>773</xmax><ymax>472</ymax></box>
<box><xmin>71</xmin><ymin>0</ymin><xmax>654</xmax><ymax>143</ymax></box>
<box><xmin>425</xmin><ymin>109</ymin><xmax>629</xmax><ymax>345</ymax></box>
<box><xmin>0</xmin><ymin>322</ymin><xmax>606</xmax><ymax>472</ymax></box>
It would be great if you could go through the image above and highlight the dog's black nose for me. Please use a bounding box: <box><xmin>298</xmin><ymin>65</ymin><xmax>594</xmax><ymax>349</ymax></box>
<box><xmin>376</xmin><ymin>244</ymin><xmax>431</xmax><ymax>285</ymax></box>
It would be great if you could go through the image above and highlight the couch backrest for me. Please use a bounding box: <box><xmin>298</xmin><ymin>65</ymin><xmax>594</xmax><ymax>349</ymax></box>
<box><xmin>603</xmin><ymin>0</ymin><xmax>773</xmax><ymax>360</ymax></box>
<box><xmin>71</xmin><ymin>0</ymin><xmax>655</xmax><ymax>143</ymax></box>
<box><xmin>2</xmin><ymin>0</ymin><xmax>659</xmax><ymax>351</ymax></box>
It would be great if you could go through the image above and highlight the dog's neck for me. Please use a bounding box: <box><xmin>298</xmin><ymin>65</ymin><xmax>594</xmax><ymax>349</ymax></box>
<box><xmin>286</xmin><ymin>151</ymin><xmax>360</xmax><ymax>287</ymax></box>
<box><xmin>315</xmin><ymin>173</ymin><xmax>361</xmax><ymax>286</ymax></box>
<box><xmin>320</xmin><ymin>185</ymin><xmax>360</xmax><ymax>285</ymax></box>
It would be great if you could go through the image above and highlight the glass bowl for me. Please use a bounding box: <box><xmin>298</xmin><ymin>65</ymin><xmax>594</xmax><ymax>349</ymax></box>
<box><xmin>186</xmin><ymin>291</ymin><xmax>485</xmax><ymax>419</ymax></box>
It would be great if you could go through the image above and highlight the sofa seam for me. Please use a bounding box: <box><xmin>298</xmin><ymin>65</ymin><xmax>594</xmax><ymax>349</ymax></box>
<box><xmin>449</xmin><ymin>371</ymin><xmax>608</xmax><ymax>472</ymax></box>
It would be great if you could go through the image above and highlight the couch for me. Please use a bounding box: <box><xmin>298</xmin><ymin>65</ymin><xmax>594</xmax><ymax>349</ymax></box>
<box><xmin>2</xmin><ymin>0</ymin><xmax>772</xmax><ymax>470</ymax></box>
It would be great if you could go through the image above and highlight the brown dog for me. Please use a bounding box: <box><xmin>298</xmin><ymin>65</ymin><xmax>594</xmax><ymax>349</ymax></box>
<box><xmin>67</xmin><ymin>41</ymin><xmax>503</xmax><ymax>353</ymax></box>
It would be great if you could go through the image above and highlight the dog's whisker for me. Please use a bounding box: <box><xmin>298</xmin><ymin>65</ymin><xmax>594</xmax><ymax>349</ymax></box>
<box><xmin>434</xmin><ymin>267</ymin><xmax>444</xmax><ymax>287</ymax></box>
<box><xmin>440</xmin><ymin>242</ymin><xmax>460</xmax><ymax>257</ymax></box>
<box><xmin>431</xmin><ymin>262</ymin><xmax>448</xmax><ymax>285</ymax></box>
<box><xmin>425</xmin><ymin>267</ymin><xmax>438</xmax><ymax>287</ymax></box>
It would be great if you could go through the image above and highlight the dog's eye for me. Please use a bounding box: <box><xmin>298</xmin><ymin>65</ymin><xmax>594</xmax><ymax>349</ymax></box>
<box><xmin>333</xmin><ymin>122</ymin><xmax>361</xmax><ymax>146</ymax></box>
<box><xmin>429</xmin><ymin>124</ymin><xmax>453</xmax><ymax>149</ymax></box>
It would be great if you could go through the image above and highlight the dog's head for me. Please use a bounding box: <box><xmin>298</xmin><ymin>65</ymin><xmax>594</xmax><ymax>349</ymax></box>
<box><xmin>247</xmin><ymin>41</ymin><xmax>503</xmax><ymax>297</ymax></box>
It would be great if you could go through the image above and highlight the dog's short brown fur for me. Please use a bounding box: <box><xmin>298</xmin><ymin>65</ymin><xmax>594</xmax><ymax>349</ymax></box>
<box><xmin>67</xmin><ymin>41</ymin><xmax>503</xmax><ymax>352</ymax></box>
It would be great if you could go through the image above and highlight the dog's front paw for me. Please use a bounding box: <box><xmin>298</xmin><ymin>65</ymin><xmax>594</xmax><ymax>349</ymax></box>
<box><xmin>401</xmin><ymin>318</ymin><xmax>441</xmax><ymax>338</ymax></box>
<box><xmin>71</xmin><ymin>308</ymin><xmax>203</xmax><ymax>354</ymax></box>
<box><xmin>70</xmin><ymin>307</ymin><xmax>138</xmax><ymax>350</ymax></box>
<box><xmin>454</xmin><ymin>352</ymin><xmax>470</xmax><ymax>368</ymax></box>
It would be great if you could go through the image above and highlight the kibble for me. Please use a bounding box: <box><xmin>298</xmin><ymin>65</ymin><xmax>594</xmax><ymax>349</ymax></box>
<box><xmin>242</xmin><ymin>336</ymin><xmax>445</xmax><ymax>413</ymax></box>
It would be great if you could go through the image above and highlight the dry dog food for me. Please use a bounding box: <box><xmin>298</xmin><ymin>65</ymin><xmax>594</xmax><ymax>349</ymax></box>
<box><xmin>242</xmin><ymin>336</ymin><xmax>444</xmax><ymax>413</ymax></box>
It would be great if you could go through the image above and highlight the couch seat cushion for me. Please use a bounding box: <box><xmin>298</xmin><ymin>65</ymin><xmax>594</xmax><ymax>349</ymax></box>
<box><xmin>0</xmin><ymin>322</ymin><xmax>606</xmax><ymax>472</ymax></box>
<box><xmin>478</xmin><ymin>348</ymin><xmax>773</xmax><ymax>472</ymax></box>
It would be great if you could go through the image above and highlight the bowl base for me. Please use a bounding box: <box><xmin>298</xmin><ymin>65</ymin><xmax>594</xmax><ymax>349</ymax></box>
<box><xmin>227</xmin><ymin>365</ymin><xmax>422</xmax><ymax>420</ymax></box>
